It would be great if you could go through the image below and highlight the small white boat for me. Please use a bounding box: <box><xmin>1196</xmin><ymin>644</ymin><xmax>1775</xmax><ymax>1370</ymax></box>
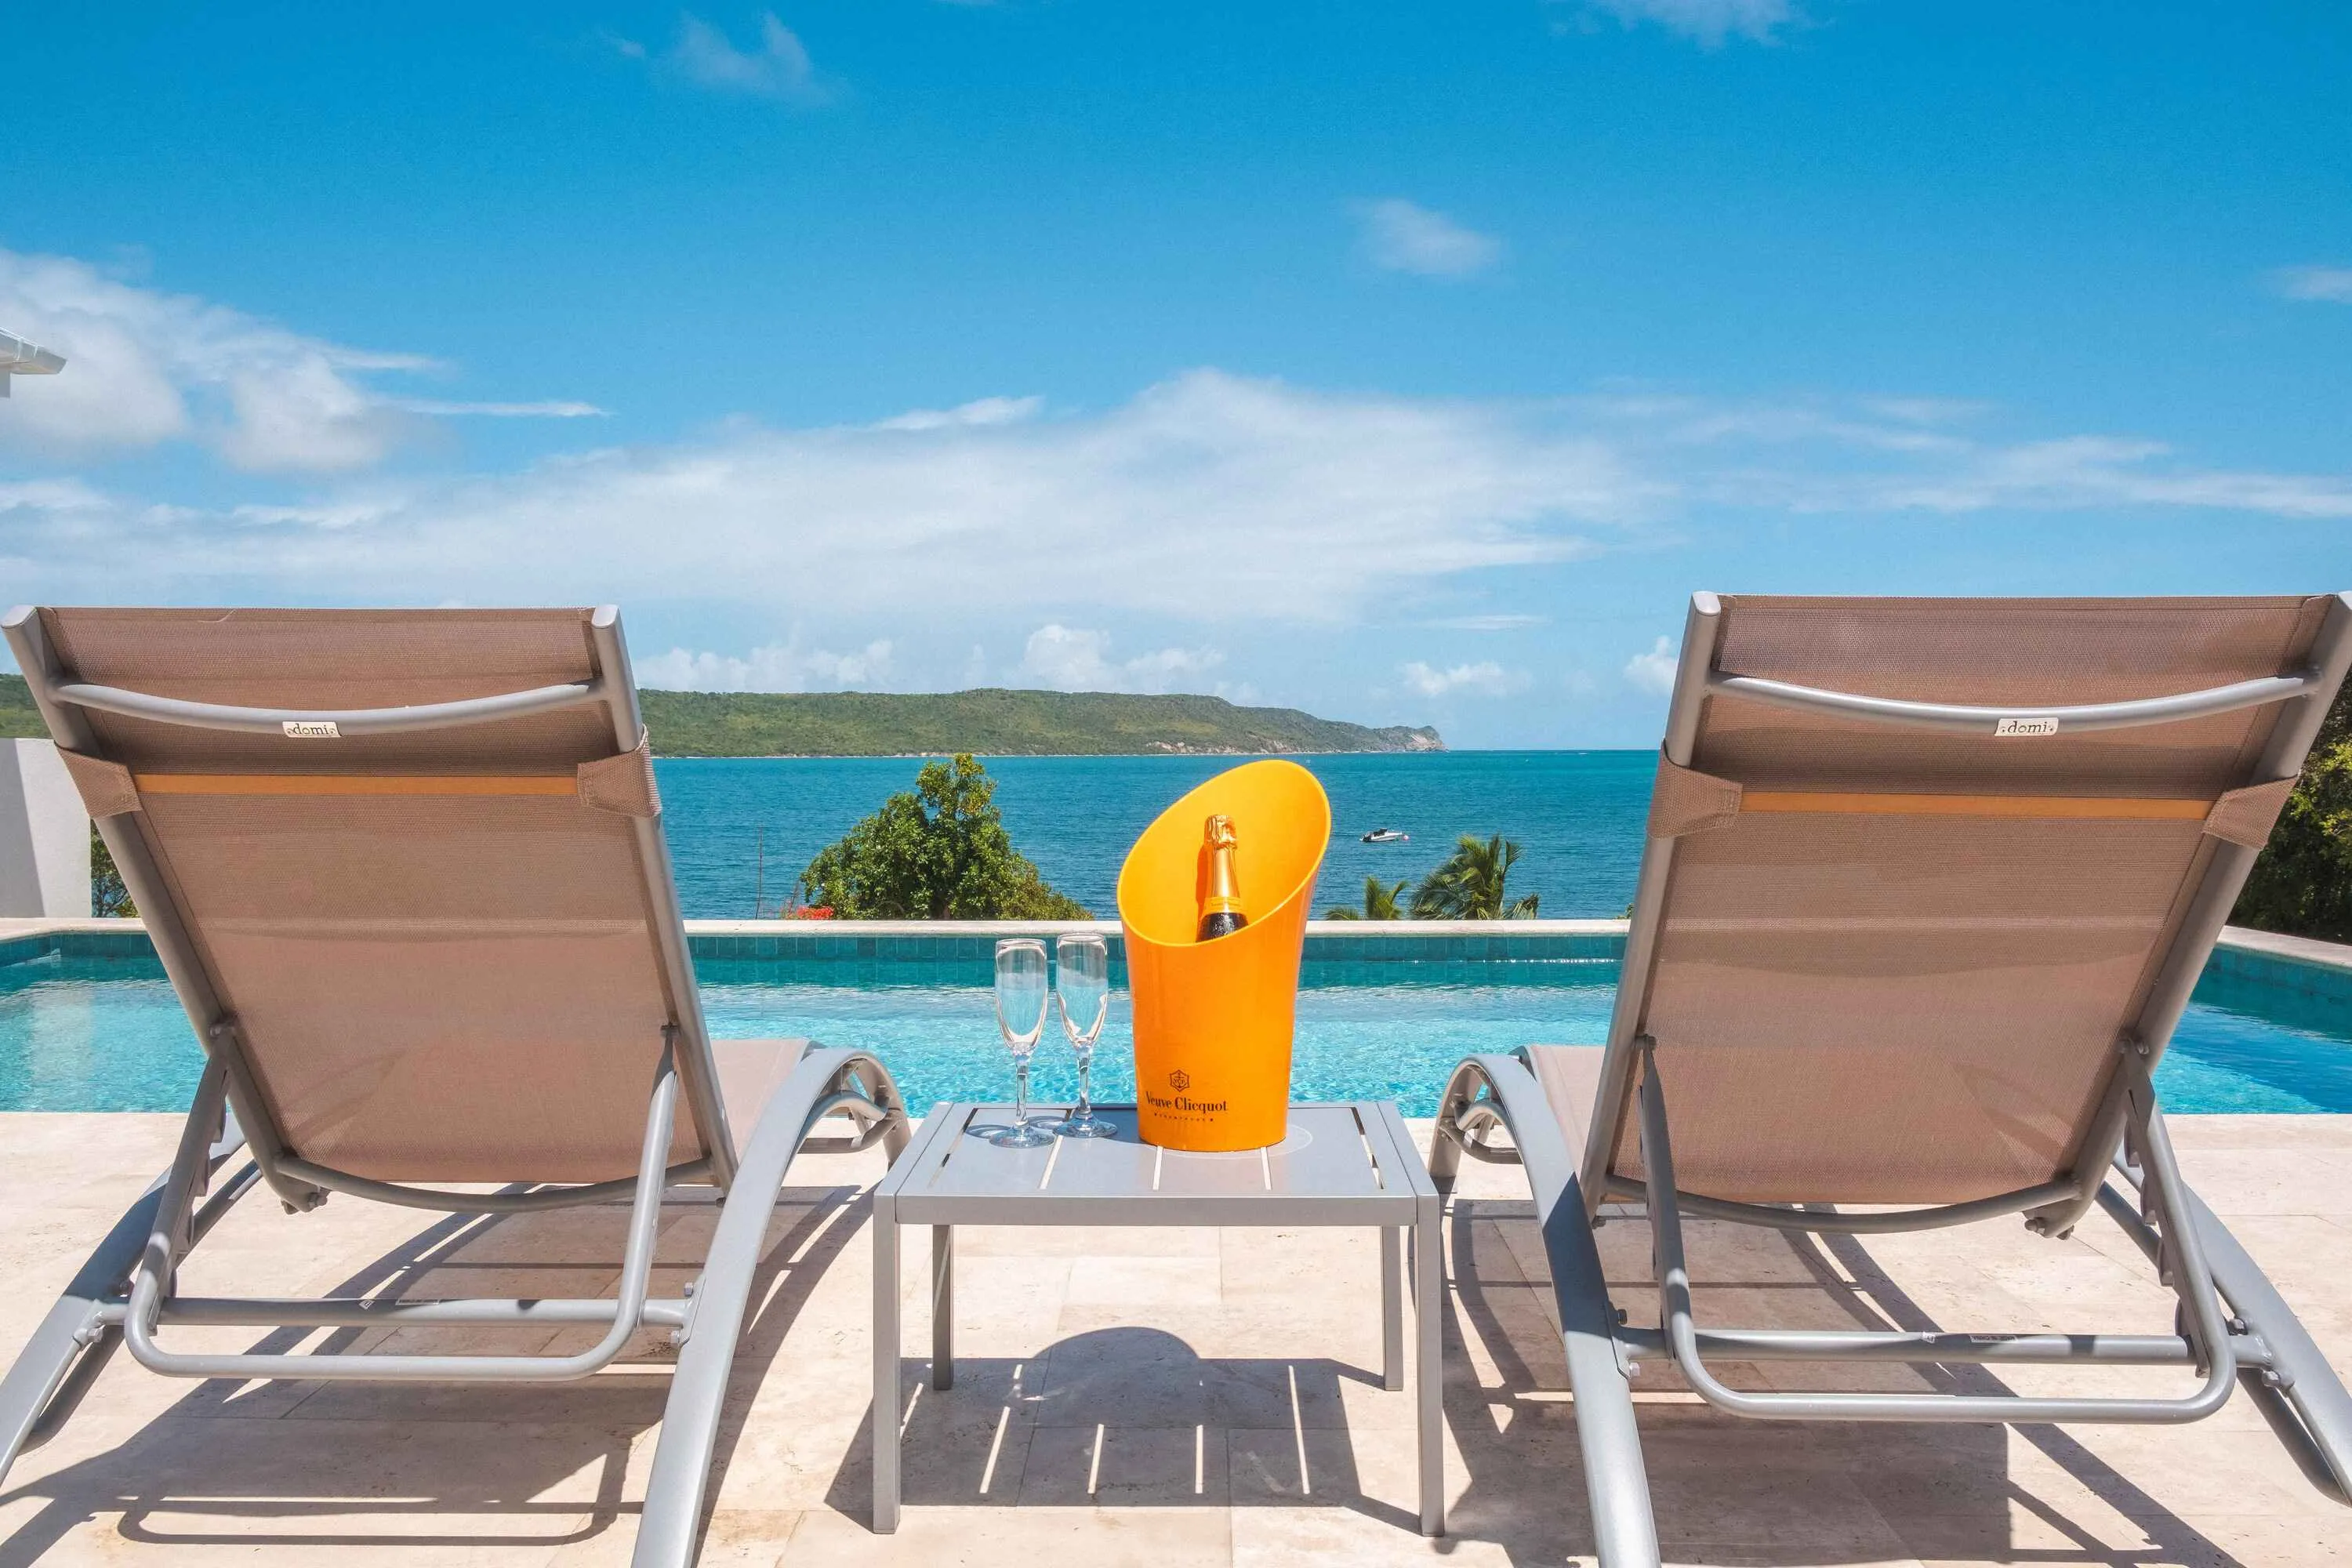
<box><xmin>1360</xmin><ymin>827</ymin><xmax>1410</xmax><ymax>844</ymax></box>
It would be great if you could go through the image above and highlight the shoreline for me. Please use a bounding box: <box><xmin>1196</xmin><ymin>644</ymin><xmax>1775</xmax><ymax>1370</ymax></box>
<box><xmin>647</xmin><ymin>746</ymin><xmax>1656</xmax><ymax>760</ymax></box>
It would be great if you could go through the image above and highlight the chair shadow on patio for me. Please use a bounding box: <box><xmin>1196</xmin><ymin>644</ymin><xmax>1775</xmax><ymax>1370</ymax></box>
<box><xmin>0</xmin><ymin>1177</ymin><xmax>869</xmax><ymax>1566</ymax></box>
<box><xmin>1443</xmin><ymin>1195</ymin><xmax>2253</xmax><ymax>1566</ymax></box>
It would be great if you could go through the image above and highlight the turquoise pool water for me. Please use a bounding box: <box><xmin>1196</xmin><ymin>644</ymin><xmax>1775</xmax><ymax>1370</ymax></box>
<box><xmin>4</xmin><ymin>946</ymin><xmax>2349</xmax><ymax>1118</ymax></box>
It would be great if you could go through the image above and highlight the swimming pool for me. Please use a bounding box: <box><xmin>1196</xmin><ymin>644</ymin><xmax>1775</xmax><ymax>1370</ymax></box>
<box><xmin>4</xmin><ymin>931</ymin><xmax>2350</xmax><ymax>1117</ymax></box>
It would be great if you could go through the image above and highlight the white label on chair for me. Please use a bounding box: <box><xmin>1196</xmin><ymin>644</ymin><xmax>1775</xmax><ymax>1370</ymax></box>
<box><xmin>1994</xmin><ymin>716</ymin><xmax>2059</xmax><ymax>737</ymax></box>
<box><xmin>281</xmin><ymin>720</ymin><xmax>342</xmax><ymax>739</ymax></box>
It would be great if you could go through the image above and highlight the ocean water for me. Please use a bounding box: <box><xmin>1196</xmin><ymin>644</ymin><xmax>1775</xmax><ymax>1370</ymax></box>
<box><xmin>657</xmin><ymin>751</ymin><xmax>1654</xmax><ymax>919</ymax></box>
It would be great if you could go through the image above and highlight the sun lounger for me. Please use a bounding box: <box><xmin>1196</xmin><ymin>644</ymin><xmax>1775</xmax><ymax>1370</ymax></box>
<box><xmin>1431</xmin><ymin>593</ymin><xmax>2352</xmax><ymax>1567</ymax></box>
<box><xmin>0</xmin><ymin>605</ymin><xmax>910</xmax><ymax>1567</ymax></box>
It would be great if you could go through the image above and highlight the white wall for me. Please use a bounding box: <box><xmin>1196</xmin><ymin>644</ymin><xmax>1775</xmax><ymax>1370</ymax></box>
<box><xmin>0</xmin><ymin>739</ymin><xmax>91</xmax><ymax>917</ymax></box>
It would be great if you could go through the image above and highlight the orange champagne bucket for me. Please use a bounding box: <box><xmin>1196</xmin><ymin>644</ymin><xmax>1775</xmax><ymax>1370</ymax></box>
<box><xmin>1116</xmin><ymin>760</ymin><xmax>1330</xmax><ymax>1151</ymax></box>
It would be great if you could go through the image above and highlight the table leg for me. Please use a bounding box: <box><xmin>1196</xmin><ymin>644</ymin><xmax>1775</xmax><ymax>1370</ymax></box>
<box><xmin>1416</xmin><ymin>1194</ymin><xmax>1444</xmax><ymax>1536</ymax></box>
<box><xmin>1381</xmin><ymin>1225</ymin><xmax>1403</xmax><ymax>1392</ymax></box>
<box><xmin>931</xmin><ymin>1224</ymin><xmax>955</xmax><ymax>1391</ymax></box>
<box><xmin>873</xmin><ymin>1192</ymin><xmax>901</xmax><ymax>1533</ymax></box>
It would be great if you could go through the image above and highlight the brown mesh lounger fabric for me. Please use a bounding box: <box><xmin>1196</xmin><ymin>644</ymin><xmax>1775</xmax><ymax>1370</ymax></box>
<box><xmin>1430</xmin><ymin>593</ymin><xmax>2352</xmax><ymax>1568</ymax></box>
<box><xmin>0</xmin><ymin>605</ymin><xmax>912</xmax><ymax>1568</ymax></box>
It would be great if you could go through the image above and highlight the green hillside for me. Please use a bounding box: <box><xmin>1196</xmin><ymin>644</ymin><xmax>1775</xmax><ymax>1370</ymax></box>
<box><xmin>637</xmin><ymin>688</ymin><xmax>1443</xmax><ymax>757</ymax></box>
<box><xmin>0</xmin><ymin>675</ymin><xmax>42</xmax><ymax>739</ymax></box>
<box><xmin>0</xmin><ymin>674</ymin><xmax>1441</xmax><ymax>757</ymax></box>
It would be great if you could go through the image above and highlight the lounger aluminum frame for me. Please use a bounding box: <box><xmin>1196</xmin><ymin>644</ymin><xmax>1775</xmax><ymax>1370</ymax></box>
<box><xmin>0</xmin><ymin>605</ymin><xmax>912</xmax><ymax>1568</ymax></box>
<box><xmin>1429</xmin><ymin>592</ymin><xmax>2352</xmax><ymax>1568</ymax></box>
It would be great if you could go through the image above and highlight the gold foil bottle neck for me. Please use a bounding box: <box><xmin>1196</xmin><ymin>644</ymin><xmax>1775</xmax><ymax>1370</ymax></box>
<box><xmin>1198</xmin><ymin>814</ymin><xmax>1247</xmax><ymax>938</ymax></box>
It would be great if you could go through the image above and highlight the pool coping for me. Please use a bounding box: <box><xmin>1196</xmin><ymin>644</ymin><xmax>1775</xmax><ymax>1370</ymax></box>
<box><xmin>5</xmin><ymin>914</ymin><xmax>2346</xmax><ymax>970</ymax></box>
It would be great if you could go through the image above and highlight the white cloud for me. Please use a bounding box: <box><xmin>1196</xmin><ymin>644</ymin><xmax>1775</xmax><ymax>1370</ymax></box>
<box><xmin>637</xmin><ymin>637</ymin><xmax>892</xmax><ymax>691</ymax></box>
<box><xmin>1421</xmin><ymin>613</ymin><xmax>1546</xmax><ymax>630</ymax></box>
<box><xmin>873</xmin><ymin>395</ymin><xmax>1042</xmax><ymax>432</ymax></box>
<box><xmin>0</xmin><ymin>249</ymin><xmax>422</xmax><ymax>470</ymax></box>
<box><xmin>668</xmin><ymin>13</ymin><xmax>835</xmax><ymax>105</ymax></box>
<box><xmin>1859</xmin><ymin>396</ymin><xmax>1987</xmax><ymax>426</ymax></box>
<box><xmin>1624</xmin><ymin>636</ymin><xmax>1679</xmax><ymax>695</ymax></box>
<box><xmin>391</xmin><ymin>398</ymin><xmax>609</xmax><ymax>418</ymax></box>
<box><xmin>1822</xmin><ymin>436</ymin><xmax>2352</xmax><ymax>519</ymax></box>
<box><xmin>1399</xmin><ymin>659</ymin><xmax>1526</xmax><ymax>699</ymax></box>
<box><xmin>1355</xmin><ymin>200</ymin><xmax>1502</xmax><ymax>278</ymax></box>
<box><xmin>1575</xmin><ymin>397</ymin><xmax>2352</xmax><ymax>519</ymax></box>
<box><xmin>213</xmin><ymin>354</ymin><xmax>417</xmax><ymax>472</ymax></box>
<box><xmin>0</xmin><ymin>367</ymin><xmax>1631</xmax><ymax>620</ymax></box>
<box><xmin>2274</xmin><ymin>266</ymin><xmax>2352</xmax><ymax>303</ymax></box>
<box><xmin>1578</xmin><ymin>0</ymin><xmax>1796</xmax><ymax>46</ymax></box>
<box><xmin>8</xmin><ymin>297</ymin><xmax>2352</xmax><ymax>645</ymax></box>
<box><xmin>0</xmin><ymin>249</ymin><xmax>591</xmax><ymax>471</ymax></box>
<box><xmin>1018</xmin><ymin>625</ymin><xmax>1225</xmax><ymax>693</ymax></box>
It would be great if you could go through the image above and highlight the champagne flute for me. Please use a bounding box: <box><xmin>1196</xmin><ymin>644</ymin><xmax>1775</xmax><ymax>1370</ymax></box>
<box><xmin>1053</xmin><ymin>932</ymin><xmax>1116</xmax><ymax>1138</ymax></box>
<box><xmin>990</xmin><ymin>938</ymin><xmax>1054</xmax><ymax>1149</ymax></box>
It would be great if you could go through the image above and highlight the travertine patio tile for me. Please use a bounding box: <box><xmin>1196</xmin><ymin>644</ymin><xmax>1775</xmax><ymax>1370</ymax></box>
<box><xmin>1018</xmin><ymin>1421</ymin><xmax>1229</xmax><ymax>1506</ymax></box>
<box><xmin>2161</xmin><ymin>1148</ymin><xmax>2352</xmax><ymax>1215</ymax></box>
<box><xmin>1051</xmin><ymin>1297</ymin><xmax>1396</xmax><ymax>1377</ymax></box>
<box><xmin>2</xmin><ymin>1112</ymin><xmax>2349</xmax><ymax>1564</ymax></box>
<box><xmin>1028</xmin><ymin>1328</ymin><xmax>1370</xmax><ymax>1433</ymax></box>
<box><xmin>2162</xmin><ymin>1514</ymin><xmax>2352</xmax><ymax>1566</ymax></box>
<box><xmin>24</xmin><ymin>1515</ymin><xmax>612</xmax><ymax>1566</ymax></box>
<box><xmin>2175</xmin><ymin>1213</ymin><xmax>2352</xmax><ymax>1304</ymax></box>
<box><xmin>1231</xmin><ymin>1507</ymin><xmax>1513</xmax><ymax>1566</ymax></box>
<box><xmin>779</xmin><ymin>1504</ymin><xmax>1232</xmax><ymax>1565</ymax></box>
<box><xmin>542</xmin><ymin>1508</ymin><xmax>801</xmax><ymax>1567</ymax></box>
<box><xmin>891</xmin><ymin>1245</ymin><xmax>1074</xmax><ymax>1338</ymax></box>
<box><xmin>1064</xmin><ymin>1254</ymin><xmax>1222</xmax><ymax>1307</ymax></box>
<box><xmin>1882</xmin><ymin>1500</ymin><xmax>2315</xmax><ymax>1567</ymax></box>
<box><xmin>2168</xmin><ymin>1113</ymin><xmax>2352</xmax><ymax>1153</ymax></box>
<box><xmin>1646</xmin><ymin>1465</ymin><xmax>1918</xmax><ymax>1559</ymax></box>
<box><xmin>1217</xmin><ymin>1225</ymin><xmax>1383</xmax><ymax>1299</ymax></box>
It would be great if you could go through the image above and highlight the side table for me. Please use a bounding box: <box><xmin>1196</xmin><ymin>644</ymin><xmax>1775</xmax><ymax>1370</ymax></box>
<box><xmin>870</xmin><ymin>1101</ymin><xmax>1443</xmax><ymax>1534</ymax></box>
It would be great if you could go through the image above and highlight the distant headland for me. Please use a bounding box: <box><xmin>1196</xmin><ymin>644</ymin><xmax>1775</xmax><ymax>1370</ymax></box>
<box><xmin>637</xmin><ymin>688</ymin><xmax>1445</xmax><ymax>757</ymax></box>
<box><xmin>0</xmin><ymin>674</ymin><xmax>1443</xmax><ymax>759</ymax></box>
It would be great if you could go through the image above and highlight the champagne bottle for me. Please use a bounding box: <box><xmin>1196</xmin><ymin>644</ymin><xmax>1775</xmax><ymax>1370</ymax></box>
<box><xmin>1196</xmin><ymin>814</ymin><xmax>1249</xmax><ymax>941</ymax></box>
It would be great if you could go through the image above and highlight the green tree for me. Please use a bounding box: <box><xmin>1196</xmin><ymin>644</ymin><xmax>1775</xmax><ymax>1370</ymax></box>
<box><xmin>92</xmin><ymin>825</ymin><xmax>136</xmax><ymax>918</ymax></box>
<box><xmin>795</xmin><ymin>753</ymin><xmax>1087</xmax><ymax>920</ymax></box>
<box><xmin>1324</xmin><ymin>876</ymin><xmax>1408</xmax><ymax>920</ymax></box>
<box><xmin>2237</xmin><ymin>681</ymin><xmax>2352</xmax><ymax>940</ymax></box>
<box><xmin>1410</xmin><ymin>833</ymin><xmax>1539</xmax><ymax>920</ymax></box>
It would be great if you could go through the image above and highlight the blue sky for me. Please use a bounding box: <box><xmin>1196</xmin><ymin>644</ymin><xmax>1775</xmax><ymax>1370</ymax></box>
<box><xmin>2</xmin><ymin>0</ymin><xmax>2348</xmax><ymax>746</ymax></box>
